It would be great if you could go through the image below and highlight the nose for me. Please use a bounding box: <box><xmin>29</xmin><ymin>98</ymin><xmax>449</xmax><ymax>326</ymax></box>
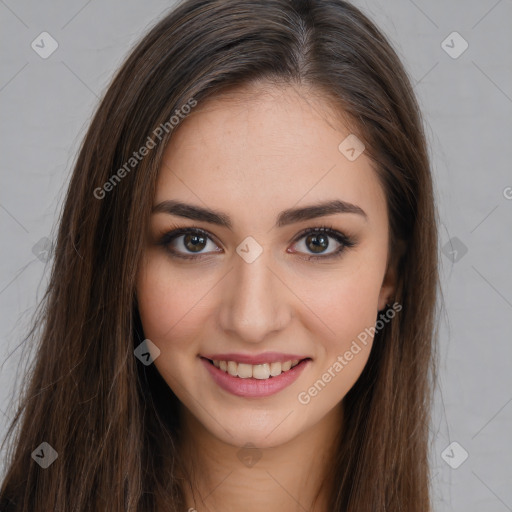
<box><xmin>218</xmin><ymin>248</ymin><xmax>292</xmax><ymax>343</ymax></box>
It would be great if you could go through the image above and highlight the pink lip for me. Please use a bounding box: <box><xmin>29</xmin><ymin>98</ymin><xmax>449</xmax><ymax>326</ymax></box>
<box><xmin>200</xmin><ymin>352</ymin><xmax>309</xmax><ymax>365</ymax></box>
<box><xmin>200</xmin><ymin>356</ymin><xmax>311</xmax><ymax>398</ymax></box>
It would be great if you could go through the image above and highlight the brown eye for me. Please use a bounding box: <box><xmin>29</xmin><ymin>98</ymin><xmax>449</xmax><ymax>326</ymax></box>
<box><xmin>304</xmin><ymin>233</ymin><xmax>330</xmax><ymax>254</ymax></box>
<box><xmin>289</xmin><ymin>226</ymin><xmax>356</xmax><ymax>261</ymax></box>
<box><xmin>159</xmin><ymin>228</ymin><xmax>222</xmax><ymax>259</ymax></box>
<box><xmin>159</xmin><ymin>225</ymin><xmax>354</xmax><ymax>262</ymax></box>
<box><xmin>183</xmin><ymin>233</ymin><xmax>207</xmax><ymax>252</ymax></box>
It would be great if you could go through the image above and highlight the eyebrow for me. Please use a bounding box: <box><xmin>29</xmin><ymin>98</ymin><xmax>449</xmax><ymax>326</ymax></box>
<box><xmin>152</xmin><ymin>199</ymin><xmax>367</xmax><ymax>228</ymax></box>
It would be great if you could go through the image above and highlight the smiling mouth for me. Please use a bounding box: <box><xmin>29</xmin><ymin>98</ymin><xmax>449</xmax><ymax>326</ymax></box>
<box><xmin>201</xmin><ymin>357</ymin><xmax>311</xmax><ymax>380</ymax></box>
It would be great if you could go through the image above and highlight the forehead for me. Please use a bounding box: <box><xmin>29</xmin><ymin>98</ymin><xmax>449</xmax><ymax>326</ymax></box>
<box><xmin>155</xmin><ymin>83</ymin><xmax>387</xmax><ymax>226</ymax></box>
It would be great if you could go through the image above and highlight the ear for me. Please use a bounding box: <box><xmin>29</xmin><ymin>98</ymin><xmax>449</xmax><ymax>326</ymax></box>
<box><xmin>377</xmin><ymin>239</ymin><xmax>405</xmax><ymax>311</ymax></box>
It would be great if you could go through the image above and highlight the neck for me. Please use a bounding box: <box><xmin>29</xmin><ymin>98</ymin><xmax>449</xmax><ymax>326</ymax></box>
<box><xmin>175</xmin><ymin>402</ymin><xmax>343</xmax><ymax>512</ymax></box>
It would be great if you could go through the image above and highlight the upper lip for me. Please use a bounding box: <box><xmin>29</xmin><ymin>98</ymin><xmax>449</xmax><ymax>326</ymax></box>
<box><xmin>200</xmin><ymin>352</ymin><xmax>310</xmax><ymax>365</ymax></box>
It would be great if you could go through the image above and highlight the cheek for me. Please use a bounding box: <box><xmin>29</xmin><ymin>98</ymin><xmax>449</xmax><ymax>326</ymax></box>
<box><xmin>136</xmin><ymin>256</ymin><xmax>195</xmax><ymax>342</ymax></box>
<box><xmin>137</xmin><ymin>247</ymin><xmax>385</xmax><ymax>345</ymax></box>
<box><xmin>136</xmin><ymin>258</ymin><xmax>208</xmax><ymax>392</ymax></box>
<box><xmin>296</xmin><ymin>257</ymin><xmax>385</xmax><ymax>392</ymax></box>
<box><xmin>302</xmin><ymin>261</ymin><xmax>385</xmax><ymax>340</ymax></box>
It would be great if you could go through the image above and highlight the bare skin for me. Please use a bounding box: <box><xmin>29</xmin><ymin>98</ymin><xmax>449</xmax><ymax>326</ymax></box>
<box><xmin>136</xmin><ymin>81</ymin><xmax>397</xmax><ymax>511</ymax></box>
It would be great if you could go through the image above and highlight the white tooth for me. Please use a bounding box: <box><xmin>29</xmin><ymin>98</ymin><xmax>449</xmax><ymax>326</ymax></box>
<box><xmin>214</xmin><ymin>359</ymin><xmax>299</xmax><ymax>378</ymax></box>
<box><xmin>281</xmin><ymin>360</ymin><xmax>292</xmax><ymax>371</ymax></box>
<box><xmin>237</xmin><ymin>363</ymin><xmax>253</xmax><ymax>379</ymax></box>
<box><xmin>269</xmin><ymin>362</ymin><xmax>282</xmax><ymax>376</ymax></box>
<box><xmin>227</xmin><ymin>361</ymin><xmax>238</xmax><ymax>376</ymax></box>
<box><xmin>252</xmin><ymin>363</ymin><xmax>271</xmax><ymax>379</ymax></box>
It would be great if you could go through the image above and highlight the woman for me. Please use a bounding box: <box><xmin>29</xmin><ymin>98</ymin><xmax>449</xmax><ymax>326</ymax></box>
<box><xmin>0</xmin><ymin>0</ymin><xmax>439</xmax><ymax>510</ymax></box>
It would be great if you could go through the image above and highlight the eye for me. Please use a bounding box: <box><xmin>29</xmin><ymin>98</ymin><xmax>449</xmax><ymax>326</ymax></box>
<box><xmin>159</xmin><ymin>227</ymin><xmax>222</xmax><ymax>260</ymax></box>
<box><xmin>289</xmin><ymin>226</ymin><xmax>355</xmax><ymax>261</ymax></box>
<box><xmin>158</xmin><ymin>225</ymin><xmax>355</xmax><ymax>261</ymax></box>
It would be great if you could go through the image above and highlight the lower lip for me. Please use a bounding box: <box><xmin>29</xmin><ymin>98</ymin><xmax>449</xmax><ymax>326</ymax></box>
<box><xmin>200</xmin><ymin>357</ymin><xmax>311</xmax><ymax>398</ymax></box>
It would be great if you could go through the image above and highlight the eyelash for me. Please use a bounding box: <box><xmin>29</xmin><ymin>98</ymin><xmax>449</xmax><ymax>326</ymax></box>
<box><xmin>157</xmin><ymin>224</ymin><xmax>356</xmax><ymax>262</ymax></box>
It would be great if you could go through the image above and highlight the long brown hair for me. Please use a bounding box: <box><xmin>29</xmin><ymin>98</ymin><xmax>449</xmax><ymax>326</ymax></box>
<box><xmin>0</xmin><ymin>0</ymin><xmax>439</xmax><ymax>510</ymax></box>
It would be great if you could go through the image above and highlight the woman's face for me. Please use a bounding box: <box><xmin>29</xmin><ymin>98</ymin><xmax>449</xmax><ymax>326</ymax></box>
<box><xmin>136</xmin><ymin>83</ymin><xmax>395</xmax><ymax>448</ymax></box>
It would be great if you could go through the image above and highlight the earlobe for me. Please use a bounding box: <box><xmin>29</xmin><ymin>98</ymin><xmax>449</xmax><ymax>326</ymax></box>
<box><xmin>377</xmin><ymin>239</ymin><xmax>406</xmax><ymax>312</ymax></box>
<box><xmin>377</xmin><ymin>263</ymin><xmax>395</xmax><ymax>311</ymax></box>
<box><xmin>377</xmin><ymin>285</ymin><xmax>395</xmax><ymax>313</ymax></box>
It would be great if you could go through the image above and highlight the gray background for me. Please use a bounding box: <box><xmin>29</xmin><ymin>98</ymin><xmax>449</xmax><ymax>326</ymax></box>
<box><xmin>1</xmin><ymin>1</ymin><xmax>511</xmax><ymax>510</ymax></box>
